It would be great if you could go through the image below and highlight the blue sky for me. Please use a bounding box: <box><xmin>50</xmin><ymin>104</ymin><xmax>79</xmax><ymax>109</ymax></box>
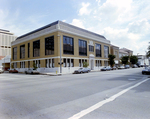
<box><xmin>0</xmin><ymin>0</ymin><xmax>150</xmax><ymax>55</ymax></box>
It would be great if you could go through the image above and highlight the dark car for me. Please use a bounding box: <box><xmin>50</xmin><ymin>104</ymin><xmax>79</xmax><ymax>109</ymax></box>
<box><xmin>9</xmin><ymin>69</ymin><xmax>18</xmax><ymax>73</ymax></box>
<box><xmin>101</xmin><ymin>66</ymin><xmax>112</xmax><ymax>71</ymax></box>
<box><xmin>142</xmin><ymin>67</ymin><xmax>150</xmax><ymax>75</ymax></box>
<box><xmin>118</xmin><ymin>66</ymin><xmax>125</xmax><ymax>69</ymax></box>
<box><xmin>73</xmin><ymin>68</ymin><xmax>90</xmax><ymax>74</ymax></box>
<box><xmin>125</xmin><ymin>65</ymin><xmax>130</xmax><ymax>69</ymax></box>
<box><xmin>132</xmin><ymin>64</ymin><xmax>138</xmax><ymax>68</ymax></box>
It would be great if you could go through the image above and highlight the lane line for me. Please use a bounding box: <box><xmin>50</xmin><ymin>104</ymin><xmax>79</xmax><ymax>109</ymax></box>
<box><xmin>68</xmin><ymin>78</ymin><xmax>149</xmax><ymax>119</ymax></box>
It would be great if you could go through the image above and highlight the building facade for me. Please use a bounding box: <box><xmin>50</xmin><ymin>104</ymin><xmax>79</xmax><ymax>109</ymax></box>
<box><xmin>137</xmin><ymin>55</ymin><xmax>150</xmax><ymax>66</ymax></box>
<box><xmin>0</xmin><ymin>29</ymin><xmax>17</xmax><ymax>56</ymax></box>
<box><xmin>0</xmin><ymin>29</ymin><xmax>17</xmax><ymax>70</ymax></box>
<box><xmin>11</xmin><ymin>21</ymin><xmax>111</xmax><ymax>73</ymax></box>
<box><xmin>119</xmin><ymin>48</ymin><xmax>133</xmax><ymax>59</ymax></box>
<box><xmin>110</xmin><ymin>45</ymin><xmax>119</xmax><ymax>66</ymax></box>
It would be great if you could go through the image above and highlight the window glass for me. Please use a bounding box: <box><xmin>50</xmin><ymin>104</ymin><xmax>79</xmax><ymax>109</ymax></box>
<box><xmin>95</xmin><ymin>44</ymin><xmax>101</xmax><ymax>57</ymax></box>
<box><xmin>63</xmin><ymin>36</ymin><xmax>74</xmax><ymax>55</ymax></box>
<box><xmin>13</xmin><ymin>47</ymin><xmax>17</xmax><ymax>60</ymax></box>
<box><xmin>33</xmin><ymin>40</ymin><xmax>40</xmax><ymax>57</ymax></box>
<box><xmin>79</xmin><ymin>39</ymin><xmax>87</xmax><ymax>56</ymax></box>
<box><xmin>104</xmin><ymin>46</ymin><xmax>109</xmax><ymax>58</ymax></box>
<box><xmin>20</xmin><ymin>45</ymin><xmax>25</xmax><ymax>59</ymax></box>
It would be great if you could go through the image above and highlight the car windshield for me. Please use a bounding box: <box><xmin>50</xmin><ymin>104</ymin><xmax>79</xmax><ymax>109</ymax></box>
<box><xmin>79</xmin><ymin>68</ymin><xmax>83</xmax><ymax>70</ymax></box>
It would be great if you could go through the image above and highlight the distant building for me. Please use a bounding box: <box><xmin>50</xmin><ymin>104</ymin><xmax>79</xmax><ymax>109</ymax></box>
<box><xmin>119</xmin><ymin>48</ymin><xmax>133</xmax><ymax>58</ymax></box>
<box><xmin>110</xmin><ymin>45</ymin><xmax>119</xmax><ymax>66</ymax></box>
<box><xmin>0</xmin><ymin>29</ymin><xmax>17</xmax><ymax>70</ymax></box>
<box><xmin>137</xmin><ymin>55</ymin><xmax>149</xmax><ymax>66</ymax></box>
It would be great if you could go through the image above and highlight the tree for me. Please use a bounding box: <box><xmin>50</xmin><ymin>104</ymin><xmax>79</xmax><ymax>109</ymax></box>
<box><xmin>121</xmin><ymin>56</ymin><xmax>129</xmax><ymax>65</ymax></box>
<box><xmin>33</xmin><ymin>62</ymin><xmax>38</xmax><ymax>70</ymax></box>
<box><xmin>108</xmin><ymin>54</ymin><xmax>116</xmax><ymax>67</ymax></box>
<box><xmin>83</xmin><ymin>62</ymin><xmax>89</xmax><ymax>67</ymax></box>
<box><xmin>146</xmin><ymin>44</ymin><xmax>150</xmax><ymax>58</ymax></box>
<box><xmin>130</xmin><ymin>55</ymin><xmax>138</xmax><ymax>64</ymax></box>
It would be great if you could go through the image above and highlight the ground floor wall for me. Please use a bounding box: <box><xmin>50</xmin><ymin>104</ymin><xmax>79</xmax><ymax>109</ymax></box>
<box><xmin>11</xmin><ymin>56</ymin><xmax>109</xmax><ymax>73</ymax></box>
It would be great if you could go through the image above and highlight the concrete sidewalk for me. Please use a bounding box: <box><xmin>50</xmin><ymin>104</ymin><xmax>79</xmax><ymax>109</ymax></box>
<box><xmin>41</xmin><ymin>69</ymin><xmax>100</xmax><ymax>76</ymax></box>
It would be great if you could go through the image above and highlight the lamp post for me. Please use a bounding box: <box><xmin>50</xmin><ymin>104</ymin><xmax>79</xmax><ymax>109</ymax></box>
<box><xmin>58</xmin><ymin>35</ymin><xmax>62</xmax><ymax>73</ymax></box>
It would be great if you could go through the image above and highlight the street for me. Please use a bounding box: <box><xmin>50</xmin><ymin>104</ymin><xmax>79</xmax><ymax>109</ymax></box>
<box><xmin>0</xmin><ymin>68</ymin><xmax>150</xmax><ymax>119</ymax></box>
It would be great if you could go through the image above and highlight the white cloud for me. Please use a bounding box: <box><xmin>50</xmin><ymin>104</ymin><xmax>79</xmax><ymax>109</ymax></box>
<box><xmin>96</xmin><ymin>0</ymin><xmax>101</xmax><ymax>6</ymax></box>
<box><xmin>71</xmin><ymin>19</ymin><xmax>85</xmax><ymax>29</ymax></box>
<box><xmin>128</xmin><ymin>19</ymin><xmax>150</xmax><ymax>34</ymax></box>
<box><xmin>78</xmin><ymin>2</ymin><xmax>91</xmax><ymax>16</ymax></box>
<box><xmin>75</xmin><ymin>0</ymin><xmax>150</xmax><ymax>55</ymax></box>
<box><xmin>62</xmin><ymin>20</ymin><xmax>66</xmax><ymax>22</ymax></box>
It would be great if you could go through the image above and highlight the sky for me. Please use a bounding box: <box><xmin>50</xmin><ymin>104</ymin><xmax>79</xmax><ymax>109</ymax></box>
<box><xmin>0</xmin><ymin>0</ymin><xmax>150</xmax><ymax>55</ymax></box>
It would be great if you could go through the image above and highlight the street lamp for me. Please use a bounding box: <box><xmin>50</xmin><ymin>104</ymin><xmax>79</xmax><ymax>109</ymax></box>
<box><xmin>58</xmin><ymin>35</ymin><xmax>62</xmax><ymax>73</ymax></box>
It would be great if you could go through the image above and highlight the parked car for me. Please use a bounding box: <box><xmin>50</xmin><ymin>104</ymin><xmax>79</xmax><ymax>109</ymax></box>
<box><xmin>112</xmin><ymin>66</ymin><xmax>117</xmax><ymax>70</ymax></box>
<box><xmin>73</xmin><ymin>68</ymin><xmax>90</xmax><ymax>74</ymax></box>
<box><xmin>132</xmin><ymin>64</ymin><xmax>138</xmax><ymax>68</ymax></box>
<box><xmin>118</xmin><ymin>66</ymin><xmax>125</xmax><ymax>69</ymax></box>
<box><xmin>142</xmin><ymin>67</ymin><xmax>150</xmax><ymax>75</ymax></box>
<box><xmin>25</xmin><ymin>68</ymin><xmax>39</xmax><ymax>74</ymax></box>
<box><xmin>101</xmin><ymin>66</ymin><xmax>112</xmax><ymax>71</ymax></box>
<box><xmin>9</xmin><ymin>69</ymin><xmax>18</xmax><ymax>73</ymax></box>
<box><xmin>125</xmin><ymin>65</ymin><xmax>130</xmax><ymax>69</ymax></box>
<box><xmin>0</xmin><ymin>69</ymin><xmax>4</xmax><ymax>73</ymax></box>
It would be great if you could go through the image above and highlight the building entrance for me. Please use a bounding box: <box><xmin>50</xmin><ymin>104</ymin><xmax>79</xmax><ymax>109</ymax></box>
<box><xmin>89</xmin><ymin>54</ymin><xmax>95</xmax><ymax>70</ymax></box>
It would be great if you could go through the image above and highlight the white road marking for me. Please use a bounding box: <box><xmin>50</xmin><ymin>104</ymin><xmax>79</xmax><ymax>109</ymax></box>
<box><xmin>68</xmin><ymin>78</ymin><xmax>149</xmax><ymax>119</ymax></box>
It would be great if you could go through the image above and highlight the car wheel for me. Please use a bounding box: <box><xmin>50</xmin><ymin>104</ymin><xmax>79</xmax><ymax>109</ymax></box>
<box><xmin>31</xmin><ymin>72</ymin><xmax>33</xmax><ymax>74</ymax></box>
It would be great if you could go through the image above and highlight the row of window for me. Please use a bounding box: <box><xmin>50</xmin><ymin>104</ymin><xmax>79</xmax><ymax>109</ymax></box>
<box><xmin>12</xmin><ymin>59</ymin><xmax>108</xmax><ymax>68</ymax></box>
<box><xmin>13</xmin><ymin>35</ymin><xmax>109</xmax><ymax>60</ymax></box>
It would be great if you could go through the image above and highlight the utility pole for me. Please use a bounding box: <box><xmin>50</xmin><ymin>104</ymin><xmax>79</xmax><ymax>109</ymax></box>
<box><xmin>58</xmin><ymin>35</ymin><xmax>62</xmax><ymax>73</ymax></box>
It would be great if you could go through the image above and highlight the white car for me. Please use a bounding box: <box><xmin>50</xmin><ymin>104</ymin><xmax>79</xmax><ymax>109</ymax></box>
<box><xmin>0</xmin><ymin>69</ymin><xmax>4</xmax><ymax>73</ymax></box>
<box><xmin>25</xmin><ymin>68</ymin><xmax>39</xmax><ymax>74</ymax></box>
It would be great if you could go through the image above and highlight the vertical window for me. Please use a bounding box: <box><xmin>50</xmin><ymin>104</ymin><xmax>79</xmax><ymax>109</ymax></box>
<box><xmin>49</xmin><ymin>59</ymin><xmax>51</xmax><ymax>68</ymax></box>
<box><xmin>45</xmin><ymin>36</ymin><xmax>54</xmax><ymax>55</ymax></box>
<box><xmin>79</xmin><ymin>39</ymin><xmax>87</xmax><ymax>56</ymax></box>
<box><xmin>67</xmin><ymin>59</ymin><xmax>70</xmax><ymax>67</ymax></box>
<box><xmin>33</xmin><ymin>40</ymin><xmax>40</xmax><ymax>57</ymax></box>
<box><xmin>13</xmin><ymin>47</ymin><xmax>17</xmax><ymax>60</ymax></box>
<box><xmin>28</xmin><ymin>43</ymin><xmax>30</xmax><ymax>58</ymax></box>
<box><xmin>63</xmin><ymin>59</ymin><xmax>66</xmax><ymax>67</ymax></box>
<box><xmin>115</xmin><ymin>51</ymin><xmax>118</xmax><ymax>58</ymax></box>
<box><xmin>20</xmin><ymin>45</ymin><xmax>25</xmax><ymax>59</ymax></box>
<box><xmin>39</xmin><ymin>60</ymin><xmax>40</xmax><ymax>68</ymax></box>
<box><xmin>104</xmin><ymin>46</ymin><xmax>109</xmax><ymax>58</ymax></box>
<box><xmin>95</xmin><ymin>44</ymin><xmax>101</xmax><ymax>57</ymax></box>
<box><xmin>89</xmin><ymin>45</ymin><xmax>94</xmax><ymax>52</ymax></box>
<box><xmin>71</xmin><ymin>59</ymin><xmax>74</xmax><ymax>67</ymax></box>
<box><xmin>45</xmin><ymin>59</ymin><xmax>47</xmax><ymax>68</ymax></box>
<box><xmin>104</xmin><ymin>61</ymin><xmax>108</xmax><ymax>66</ymax></box>
<box><xmin>63</xmin><ymin>36</ymin><xmax>74</xmax><ymax>54</ymax></box>
<box><xmin>14</xmin><ymin>62</ymin><xmax>17</xmax><ymax>68</ymax></box>
<box><xmin>79</xmin><ymin>59</ymin><xmax>81</xmax><ymax>67</ymax></box>
<box><xmin>52</xmin><ymin>59</ymin><xmax>54</xmax><ymax>68</ymax></box>
<box><xmin>28</xmin><ymin>61</ymin><xmax>30</xmax><ymax>68</ymax></box>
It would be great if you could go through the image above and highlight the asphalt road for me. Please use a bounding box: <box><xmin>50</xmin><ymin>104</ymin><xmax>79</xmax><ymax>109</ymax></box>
<box><xmin>0</xmin><ymin>68</ymin><xmax>150</xmax><ymax>119</ymax></box>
